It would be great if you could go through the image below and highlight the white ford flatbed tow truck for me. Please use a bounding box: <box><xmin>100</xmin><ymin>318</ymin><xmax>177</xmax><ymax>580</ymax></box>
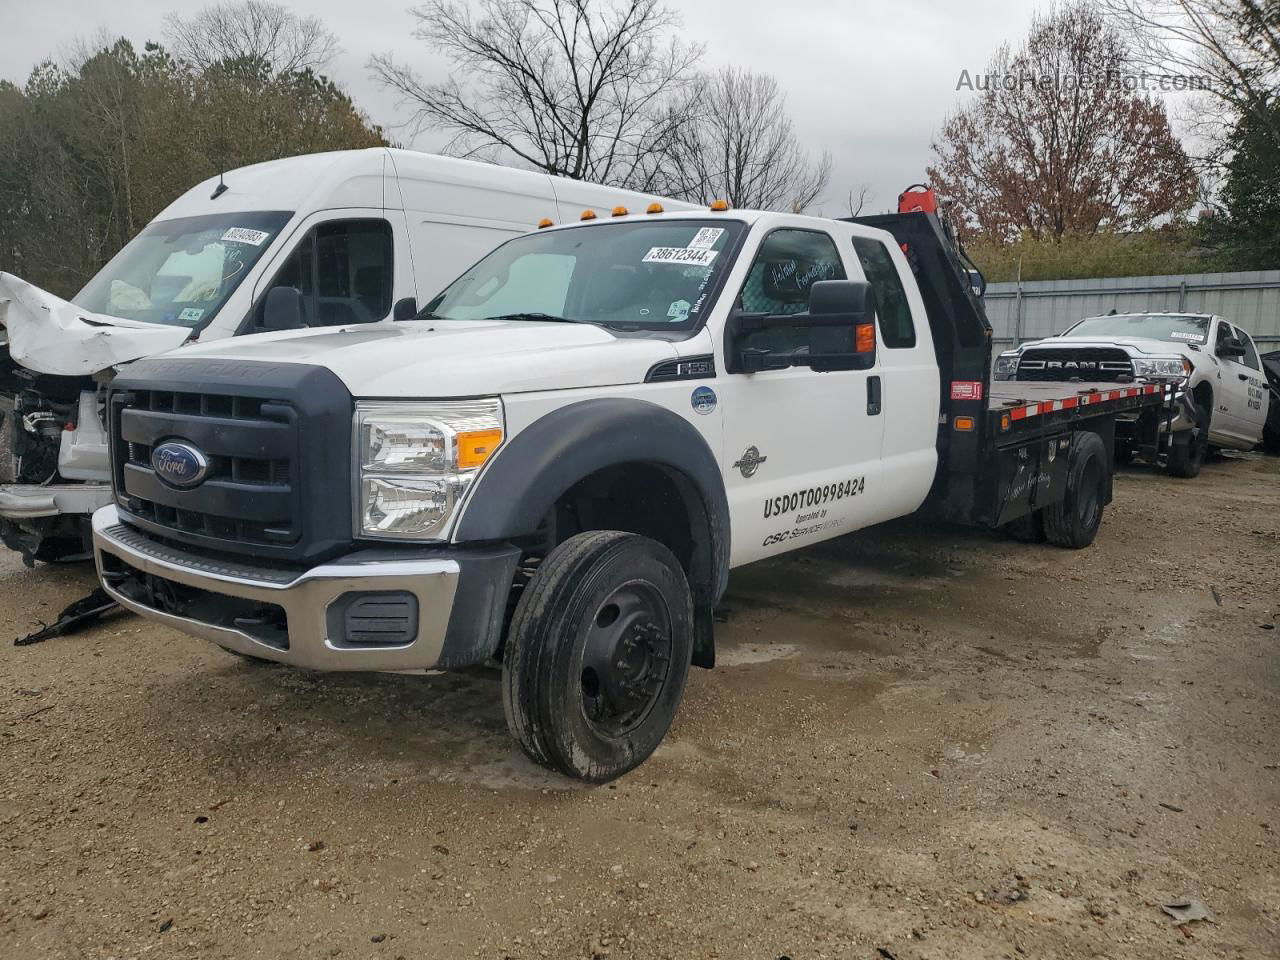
<box><xmin>91</xmin><ymin>202</ymin><xmax>1175</xmax><ymax>782</ymax></box>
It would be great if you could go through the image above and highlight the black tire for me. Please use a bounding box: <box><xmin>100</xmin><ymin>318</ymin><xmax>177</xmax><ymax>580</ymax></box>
<box><xmin>1004</xmin><ymin>510</ymin><xmax>1045</xmax><ymax>543</ymax></box>
<box><xmin>1043</xmin><ymin>432</ymin><xmax>1108</xmax><ymax>549</ymax></box>
<box><xmin>1168</xmin><ymin>426</ymin><xmax>1207</xmax><ymax>478</ymax></box>
<box><xmin>502</xmin><ymin>531</ymin><xmax>693</xmax><ymax>783</ymax></box>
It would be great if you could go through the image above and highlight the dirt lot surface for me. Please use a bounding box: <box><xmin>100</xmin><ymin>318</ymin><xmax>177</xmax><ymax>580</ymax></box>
<box><xmin>2</xmin><ymin>453</ymin><xmax>1278</xmax><ymax>960</ymax></box>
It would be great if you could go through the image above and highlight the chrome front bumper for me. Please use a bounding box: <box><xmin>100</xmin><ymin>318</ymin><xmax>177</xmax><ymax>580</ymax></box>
<box><xmin>91</xmin><ymin>506</ymin><xmax>461</xmax><ymax>671</ymax></box>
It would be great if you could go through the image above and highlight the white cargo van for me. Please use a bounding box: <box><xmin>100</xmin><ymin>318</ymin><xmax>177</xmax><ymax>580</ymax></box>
<box><xmin>0</xmin><ymin>148</ymin><xmax>692</xmax><ymax>563</ymax></box>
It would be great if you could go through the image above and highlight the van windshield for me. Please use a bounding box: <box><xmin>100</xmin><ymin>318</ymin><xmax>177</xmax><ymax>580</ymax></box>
<box><xmin>1064</xmin><ymin>314</ymin><xmax>1210</xmax><ymax>345</ymax></box>
<box><xmin>74</xmin><ymin>211</ymin><xmax>293</xmax><ymax>328</ymax></box>
<box><xmin>424</xmin><ymin>219</ymin><xmax>744</xmax><ymax>330</ymax></box>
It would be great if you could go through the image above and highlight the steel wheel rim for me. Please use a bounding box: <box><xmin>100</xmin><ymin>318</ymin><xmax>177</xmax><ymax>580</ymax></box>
<box><xmin>579</xmin><ymin>580</ymin><xmax>673</xmax><ymax>738</ymax></box>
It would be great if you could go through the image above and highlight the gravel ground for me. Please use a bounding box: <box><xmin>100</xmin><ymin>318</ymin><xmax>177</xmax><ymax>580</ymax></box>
<box><xmin>2</xmin><ymin>452</ymin><xmax>1278</xmax><ymax>960</ymax></box>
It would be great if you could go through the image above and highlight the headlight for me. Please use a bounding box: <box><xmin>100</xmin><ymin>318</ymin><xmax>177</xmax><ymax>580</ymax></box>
<box><xmin>993</xmin><ymin>353</ymin><xmax>1020</xmax><ymax>380</ymax></box>
<box><xmin>1131</xmin><ymin>358</ymin><xmax>1187</xmax><ymax>380</ymax></box>
<box><xmin>355</xmin><ymin>399</ymin><xmax>504</xmax><ymax>540</ymax></box>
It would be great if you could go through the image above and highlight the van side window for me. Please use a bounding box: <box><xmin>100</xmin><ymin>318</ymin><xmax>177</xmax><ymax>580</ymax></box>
<box><xmin>852</xmin><ymin>236</ymin><xmax>916</xmax><ymax>349</ymax></box>
<box><xmin>254</xmin><ymin>219</ymin><xmax>393</xmax><ymax>329</ymax></box>
<box><xmin>736</xmin><ymin>229</ymin><xmax>846</xmax><ymax>355</ymax></box>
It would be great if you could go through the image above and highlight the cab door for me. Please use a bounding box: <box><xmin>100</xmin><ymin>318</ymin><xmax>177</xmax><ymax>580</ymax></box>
<box><xmin>1210</xmin><ymin>319</ymin><xmax>1255</xmax><ymax>445</ymax></box>
<box><xmin>1232</xmin><ymin>326</ymin><xmax>1270</xmax><ymax>443</ymax></box>
<box><xmin>716</xmin><ymin>226</ymin><xmax>886</xmax><ymax>567</ymax></box>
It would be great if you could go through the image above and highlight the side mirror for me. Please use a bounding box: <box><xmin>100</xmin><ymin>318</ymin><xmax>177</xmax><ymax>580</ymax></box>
<box><xmin>726</xmin><ymin>280</ymin><xmax>876</xmax><ymax>374</ymax></box>
<box><xmin>392</xmin><ymin>297</ymin><xmax>418</xmax><ymax>322</ymax></box>
<box><xmin>263</xmin><ymin>286</ymin><xmax>304</xmax><ymax>332</ymax></box>
<box><xmin>806</xmin><ymin>280</ymin><xmax>877</xmax><ymax>372</ymax></box>
<box><xmin>1219</xmin><ymin>336</ymin><xmax>1246</xmax><ymax>359</ymax></box>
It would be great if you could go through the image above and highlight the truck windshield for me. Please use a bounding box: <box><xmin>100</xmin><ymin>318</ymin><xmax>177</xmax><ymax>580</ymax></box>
<box><xmin>73</xmin><ymin>211</ymin><xmax>293</xmax><ymax>329</ymax></box>
<box><xmin>1063</xmin><ymin>314</ymin><xmax>1210</xmax><ymax>345</ymax></box>
<box><xmin>424</xmin><ymin>219</ymin><xmax>745</xmax><ymax>330</ymax></box>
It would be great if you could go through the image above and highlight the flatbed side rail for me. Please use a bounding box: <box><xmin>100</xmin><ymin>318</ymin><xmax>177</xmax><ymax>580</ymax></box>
<box><xmin>989</xmin><ymin>383</ymin><xmax>1174</xmax><ymax>444</ymax></box>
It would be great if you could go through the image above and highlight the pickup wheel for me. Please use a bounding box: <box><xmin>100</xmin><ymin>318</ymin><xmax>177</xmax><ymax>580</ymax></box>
<box><xmin>1042</xmin><ymin>432</ymin><xmax>1107</xmax><ymax>549</ymax></box>
<box><xmin>501</xmin><ymin>531</ymin><xmax>693</xmax><ymax>783</ymax></box>
<box><xmin>1167</xmin><ymin>424</ymin><xmax>1207</xmax><ymax>478</ymax></box>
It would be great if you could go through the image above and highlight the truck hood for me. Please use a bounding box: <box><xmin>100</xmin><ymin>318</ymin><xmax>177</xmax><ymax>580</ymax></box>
<box><xmin>0</xmin><ymin>272</ymin><xmax>191</xmax><ymax>376</ymax></box>
<box><xmin>170</xmin><ymin>319</ymin><xmax>679</xmax><ymax>395</ymax></box>
<box><xmin>1016</xmin><ymin>335</ymin><xmax>1192</xmax><ymax>358</ymax></box>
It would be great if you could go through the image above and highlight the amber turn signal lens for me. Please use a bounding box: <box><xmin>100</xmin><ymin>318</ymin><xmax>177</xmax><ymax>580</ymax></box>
<box><xmin>855</xmin><ymin>323</ymin><xmax>876</xmax><ymax>353</ymax></box>
<box><xmin>457</xmin><ymin>428</ymin><xmax>504</xmax><ymax>470</ymax></box>
<box><xmin>953</xmin><ymin>416</ymin><xmax>976</xmax><ymax>432</ymax></box>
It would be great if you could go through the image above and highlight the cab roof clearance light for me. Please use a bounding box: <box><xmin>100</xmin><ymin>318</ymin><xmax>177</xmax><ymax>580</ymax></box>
<box><xmin>612</xmin><ymin>205</ymin><xmax>629</xmax><ymax>217</ymax></box>
<box><xmin>537</xmin><ymin>217</ymin><xmax>554</xmax><ymax>229</ymax></box>
<box><xmin>709</xmin><ymin>199</ymin><xmax>730</xmax><ymax>212</ymax></box>
<box><xmin>580</xmin><ymin>209</ymin><xmax>597</xmax><ymax>221</ymax></box>
<box><xmin>646</xmin><ymin>202</ymin><xmax>664</xmax><ymax>214</ymax></box>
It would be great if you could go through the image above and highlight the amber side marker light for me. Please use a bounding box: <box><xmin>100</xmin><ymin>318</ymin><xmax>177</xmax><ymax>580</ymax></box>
<box><xmin>954</xmin><ymin>416</ymin><xmax>976</xmax><ymax>432</ymax></box>
<box><xmin>537</xmin><ymin>218</ymin><xmax>554</xmax><ymax>229</ymax></box>
<box><xmin>709</xmin><ymin>199</ymin><xmax>730</xmax><ymax>212</ymax></box>
<box><xmin>646</xmin><ymin>202</ymin><xmax>664</xmax><ymax>214</ymax></box>
<box><xmin>457</xmin><ymin>429</ymin><xmax>504</xmax><ymax>470</ymax></box>
<box><xmin>854</xmin><ymin>323</ymin><xmax>876</xmax><ymax>353</ymax></box>
<box><xmin>580</xmin><ymin>209</ymin><xmax>597</xmax><ymax>221</ymax></box>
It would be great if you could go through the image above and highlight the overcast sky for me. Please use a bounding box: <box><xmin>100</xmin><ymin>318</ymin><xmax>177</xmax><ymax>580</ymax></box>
<box><xmin>1</xmin><ymin>0</ymin><xmax>1048</xmax><ymax>213</ymax></box>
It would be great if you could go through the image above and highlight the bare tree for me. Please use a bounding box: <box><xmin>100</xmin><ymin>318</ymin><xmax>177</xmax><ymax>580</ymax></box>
<box><xmin>369</xmin><ymin>0</ymin><xmax>701</xmax><ymax>185</ymax></box>
<box><xmin>639</xmin><ymin>67</ymin><xmax>831</xmax><ymax>211</ymax></box>
<box><xmin>1098</xmin><ymin>0</ymin><xmax>1279</xmax><ymax>155</ymax></box>
<box><xmin>164</xmin><ymin>1</ymin><xmax>339</xmax><ymax>76</ymax></box>
<box><xmin>929</xmin><ymin>2</ymin><xmax>1199</xmax><ymax>241</ymax></box>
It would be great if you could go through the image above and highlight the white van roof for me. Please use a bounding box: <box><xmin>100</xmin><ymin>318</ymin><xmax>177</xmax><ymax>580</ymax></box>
<box><xmin>155</xmin><ymin>147</ymin><xmax>697</xmax><ymax>223</ymax></box>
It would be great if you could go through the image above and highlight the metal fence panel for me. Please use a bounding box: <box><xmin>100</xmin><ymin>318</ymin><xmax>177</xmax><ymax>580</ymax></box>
<box><xmin>985</xmin><ymin>270</ymin><xmax>1280</xmax><ymax>349</ymax></box>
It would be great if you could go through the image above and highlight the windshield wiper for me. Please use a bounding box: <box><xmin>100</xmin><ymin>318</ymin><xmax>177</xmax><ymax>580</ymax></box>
<box><xmin>482</xmin><ymin>312</ymin><xmax>584</xmax><ymax>324</ymax></box>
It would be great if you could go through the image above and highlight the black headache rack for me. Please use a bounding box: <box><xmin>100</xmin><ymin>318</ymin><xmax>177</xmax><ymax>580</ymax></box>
<box><xmin>847</xmin><ymin>211</ymin><xmax>1175</xmax><ymax>529</ymax></box>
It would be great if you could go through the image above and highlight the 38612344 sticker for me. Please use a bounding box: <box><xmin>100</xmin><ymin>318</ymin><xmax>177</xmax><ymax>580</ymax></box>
<box><xmin>642</xmin><ymin>247</ymin><xmax>719</xmax><ymax>267</ymax></box>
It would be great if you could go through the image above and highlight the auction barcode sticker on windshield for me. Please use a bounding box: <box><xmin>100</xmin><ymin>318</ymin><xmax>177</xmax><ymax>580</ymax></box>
<box><xmin>221</xmin><ymin>227</ymin><xmax>271</xmax><ymax>246</ymax></box>
<box><xmin>643</xmin><ymin>247</ymin><xmax>719</xmax><ymax>267</ymax></box>
<box><xmin>687</xmin><ymin>227</ymin><xmax>724</xmax><ymax>250</ymax></box>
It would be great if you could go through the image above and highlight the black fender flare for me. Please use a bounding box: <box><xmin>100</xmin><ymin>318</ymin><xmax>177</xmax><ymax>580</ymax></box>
<box><xmin>454</xmin><ymin>398</ymin><xmax>730</xmax><ymax>656</ymax></box>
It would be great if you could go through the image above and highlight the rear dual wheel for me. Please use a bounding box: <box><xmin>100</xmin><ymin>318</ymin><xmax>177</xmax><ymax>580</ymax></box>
<box><xmin>1042</xmin><ymin>432</ymin><xmax>1107</xmax><ymax>549</ymax></box>
<box><xmin>502</xmin><ymin>531</ymin><xmax>693</xmax><ymax>783</ymax></box>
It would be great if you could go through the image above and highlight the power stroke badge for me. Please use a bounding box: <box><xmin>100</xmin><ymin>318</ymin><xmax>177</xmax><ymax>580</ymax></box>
<box><xmin>733</xmin><ymin>446</ymin><xmax>767</xmax><ymax>478</ymax></box>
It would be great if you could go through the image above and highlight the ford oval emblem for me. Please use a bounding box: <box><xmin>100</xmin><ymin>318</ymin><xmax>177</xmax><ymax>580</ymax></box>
<box><xmin>151</xmin><ymin>441</ymin><xmax>209</xmax><ymax>488</ymax></box>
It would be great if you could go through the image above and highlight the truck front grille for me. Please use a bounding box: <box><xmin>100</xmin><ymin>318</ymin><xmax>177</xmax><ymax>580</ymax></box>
<box><xmin>1016</xmin><ymin>347</ymin><xmax>1134</xmax><ymax>383</ymax></box>
<box><xmin>108</xmin><ymin>358</ymin><xmax>355</xmax><ymax>564</ymax></box>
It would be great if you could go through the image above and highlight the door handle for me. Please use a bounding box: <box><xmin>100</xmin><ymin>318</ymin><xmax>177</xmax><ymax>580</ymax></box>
<box><xmin>1238</xmin><ymin>373</ymin><xmax>1249</xmax><ymax>381</ymax></box>
<box><xmin>867</xmin><ymin>376</ymin><xmax>882</xmax><ymax>416</ymax></box>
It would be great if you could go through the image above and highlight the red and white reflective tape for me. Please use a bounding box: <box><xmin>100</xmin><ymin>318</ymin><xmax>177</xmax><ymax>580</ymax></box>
<box><xmin>1006</xmin><ymin>383</ymin><xmax>1163</xmax><ymax>421</ymax></box>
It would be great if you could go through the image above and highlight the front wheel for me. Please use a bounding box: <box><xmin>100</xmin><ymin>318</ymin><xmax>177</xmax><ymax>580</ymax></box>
<box><xmin>502</xmin><ymin>531</ymin><xmax>693</xmax><ymax>783</ymax></box>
